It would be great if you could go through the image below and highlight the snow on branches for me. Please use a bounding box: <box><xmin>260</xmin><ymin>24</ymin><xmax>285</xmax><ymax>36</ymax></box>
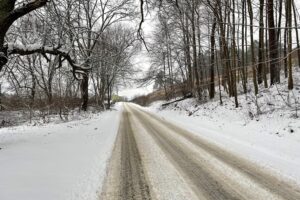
<box><xmin>5</xmin><ymin>43</ymin><xmax>89</xmax><ymax>79</ymax></box>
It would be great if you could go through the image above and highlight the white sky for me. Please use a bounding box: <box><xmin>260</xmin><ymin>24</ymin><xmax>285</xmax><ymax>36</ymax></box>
<box><xmin>118</xmin><ymin>46</ymin><xmax>154</xmax><ymax>100</ymax></box>
<box><xmin>118</xmin><ymin>11</ymin><xmax>156</xmax><ymax>99</ymax></box>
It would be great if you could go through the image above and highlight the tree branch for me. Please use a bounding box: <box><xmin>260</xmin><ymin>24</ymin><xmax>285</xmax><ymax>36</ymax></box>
<box><xmin>7</xmin><ymin>0</ymin><xmax>49</xmax><ymax>25</ymax></box>
<box><xmin>138</xmin><ymin>0</ymin><xmax>149</xmax><ymax>52</ymax></box>
<box><xmin>6</xmin><ymin>43</ymin><xmax>88</xmax><ymax>79</ymax></box>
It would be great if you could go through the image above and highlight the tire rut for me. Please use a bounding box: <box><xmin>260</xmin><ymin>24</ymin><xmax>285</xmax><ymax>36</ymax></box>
<box><xmin>131</xmin><ymin>109</ymin><xmax>245</xmax><ymax>200</ymax></box>
<box><xmin>120</xmin><ymin>111</ymin><xmax>152</xmax><ymax>200</ymax></box>
<box><xmin>102</xmin><ymin>104</ymin><xmax>300</xmax><ymax>200</ymax></box>
<box><xmin>101</xmin><ymin>110</ymin><xmax>152</xmax><ymax>200</ymax></box>
<box><xmin>137</xmin><ymin>108</ymin><xmax>300</xmax><ymax>200</ymax></box>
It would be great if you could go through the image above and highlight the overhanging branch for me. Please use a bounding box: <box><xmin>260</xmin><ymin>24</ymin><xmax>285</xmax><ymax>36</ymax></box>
<box><xmin>8</xmin><ymin>0</ymin><xmax>48</xmax><ymax>23</ymax></box>
<box><xmin>6</xmin><ymin>43</ymin><xmax>88</xmax><ymax>79</ymax></box>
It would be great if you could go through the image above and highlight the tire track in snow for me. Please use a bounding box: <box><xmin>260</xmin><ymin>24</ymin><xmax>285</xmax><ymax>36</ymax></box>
<box><xmin>100</xmin><ymin>110</ymin><xmax>152</xmax><ymax>200</ymax></box>
<box><xmin>102</xmin><ymin>103</ymin><xmax>300</xmax><ymax>200</ymax></box>
<box><xmin>135</xmin><ymin>107</ymin><xmax>300</xmax><ymax>200</ymax></box>
<box><xmin>129</xmin><ymin>104</ymin><xmax>300</xmax><ymax>200</ymax></box>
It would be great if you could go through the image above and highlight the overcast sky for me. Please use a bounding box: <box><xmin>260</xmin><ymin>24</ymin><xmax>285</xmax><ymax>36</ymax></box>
<box><xmin>118</xmin><ymin>11</ymin><xmax>157</xmax><ymax>100</ymax></box>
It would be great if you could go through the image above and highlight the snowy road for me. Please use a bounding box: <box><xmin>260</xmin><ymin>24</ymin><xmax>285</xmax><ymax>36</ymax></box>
<box><xmin>101</xmin><ymin>103</ymin><xmax>300</xmax><ymax>200</ymax></box>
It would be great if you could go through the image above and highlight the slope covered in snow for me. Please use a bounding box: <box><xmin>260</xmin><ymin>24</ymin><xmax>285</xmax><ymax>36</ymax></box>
<box><xmin>146</xmin><ymin>68</ymin><xmax>300</xmax><ymax>185</ymax></box>
<box><xmin>0</xmin><ymin>107</ymin><xmax>121</xmax><ymax>200</ymax></box>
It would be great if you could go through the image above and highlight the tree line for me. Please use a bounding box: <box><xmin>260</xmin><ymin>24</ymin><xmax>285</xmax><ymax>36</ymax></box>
<box><xmin>0</xmin><ymin>0</ymin><xmax>299</xmax><ymax>116</ymax></box>
<box><xmin>143</xmin><ymin>0</ymin><xmax>300</xmax><ymax>107</ymax></box>
<box><xmin>0</xmin><ymin>0</ymin><xmax>139</xmax><ymax>116</ymax></box>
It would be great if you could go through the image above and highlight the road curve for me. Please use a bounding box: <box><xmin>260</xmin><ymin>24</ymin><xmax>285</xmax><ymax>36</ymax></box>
<box><xmin>100</xmin><ymin>103</ymin><xmax>300</xmax><ymax>200</ymax></box>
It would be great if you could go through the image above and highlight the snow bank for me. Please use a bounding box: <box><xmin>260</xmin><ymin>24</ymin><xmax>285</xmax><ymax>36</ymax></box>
<box><xmin>0</xmin><ymin>108</ymin><xmax>121</xmax><ymax>200</ymax></box>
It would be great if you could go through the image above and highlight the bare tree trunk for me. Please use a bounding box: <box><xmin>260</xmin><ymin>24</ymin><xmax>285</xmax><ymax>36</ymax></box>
<box><xmin>241</xmin><ymin>0</ymin><xmax>247</xmax><ymax>94</ymax></box>
<box><xmin>277</xmin><ymin>0</ymin><xmax>283</xmax><ymax>43</ymax></box>
<box><xmin>0</xmin><ymin>84</ymin><xmax>2</xmax><ymax>111</ymax></box>
<box><xmin>231</xmin><ymin>0</ymin><xmax>239</xmax><ymax>107</ymax></box>
<box><xmin>81</xmin><ymin>73</ymin><xmax>89</xmax><ymax>111</ymax></box>
<box><xmin>268</xmin><ymin>0</ymin><xmax>280</xmax><ymax>84</ymax></box>
<box><xmin>197</xmin><ymin>14</ymin><xmax>204</xmax><ymax>98</ymax></box>
<box><xmin>283</xmin><ymin>5</ymin><xmax>288</xmax><ymax>78</ymax></box>
<box><xmin>247</xmin><ymin>0</ymin><xmax>258</xmax><ymax>95</ymax></box>
<box><xmin>258</xmin><ymin>0</ymin><xmax>266</xmax><ymax>86</ymax></box>
<box><xmin>292</xmin><ymin>0</ymin><xmax>300</xmax><ymax>67</ymax></box>
<box><xmin>163</xmin><ymin>52</ymin><xmax>169</xmax><ymax>100</ymax></box>
<box><xmin>287</xmin><ymin>0</ymin><xmax>294</xmax><ymax>90</ymax></box>
<box><xmin>191</xmin><ymin>0</ymin><xmax>201</xmax><ymax>98</ymax></box>
<box><xmin>216</xmin><ymin>44</ymin><xmax>223</xmax><ymax>105</ymax></box>
<box><xmin>184</xmin><ymin>12</ymin><xmax>193</xmax><ymax>93</ymax></box>
<box><xmin>209</xmin><ymin>18</ymin><xmax>217</xmax><ymax>99</ymax></box>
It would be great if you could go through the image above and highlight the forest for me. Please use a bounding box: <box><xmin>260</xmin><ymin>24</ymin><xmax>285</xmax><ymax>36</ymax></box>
<box><xmin>0</xmin><ymin>0</ymin><xmax>299</xmax><ymax>123</ymax></box>
<box><xmin>0</xmin><ymin>0</ymin><xmax>141</xmax><ymax>124</ymax></box>
<box><xmin>138</xmin><ymin>0</ymin><xmax>300</xmax><ymax>109</ymax></box>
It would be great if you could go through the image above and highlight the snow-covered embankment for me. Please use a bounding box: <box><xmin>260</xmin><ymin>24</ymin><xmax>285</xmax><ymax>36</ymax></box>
<box><xmin>145</xmin><ymin>82</ymin><xmax>300</xmax><ymax>186</ymax></box>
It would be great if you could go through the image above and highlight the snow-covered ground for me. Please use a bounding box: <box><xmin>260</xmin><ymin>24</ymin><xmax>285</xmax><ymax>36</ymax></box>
<box><xmin>146</xmin><ymin>69</ymin><xmax>300</xmax><ymax>185</ymax></box>
<box><xmin>0</xmin><ymin>107</ymin><xmax>106</xmax><ymax>128</ymax></box>
<box><xmin>0</xmin><ymin>106</ymin><xmax>121</xmax><ymax>200</ymax></box>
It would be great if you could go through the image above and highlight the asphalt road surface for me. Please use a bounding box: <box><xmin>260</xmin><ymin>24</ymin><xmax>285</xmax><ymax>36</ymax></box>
<box><xmin>100</xmin><ymin>103</ymin><xmax>300</xmax><ymax>200</ymax></box>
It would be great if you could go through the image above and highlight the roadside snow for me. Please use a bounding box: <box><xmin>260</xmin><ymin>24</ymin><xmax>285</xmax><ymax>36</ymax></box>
<box><xmin>145</xmin><ymin>69</ymin><xmax>300</xmax><ymax>185</ymax></box>
<box><xmin>0</xmin><ymin>107</ymin><xmax>121</xmax><ymax>200</ymax></box>
<box><xmin>0</xmin><ymin>108</ymin><xmax>107</xmax><ymax>128</ymax></box>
